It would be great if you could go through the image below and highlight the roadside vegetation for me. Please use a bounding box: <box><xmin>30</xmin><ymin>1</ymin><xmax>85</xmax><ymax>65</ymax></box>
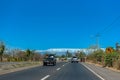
<box><xmin>87</xmin><ymin>44</ymin><xmax>120</xmax><ymax>70</ymax></box>
<box><xmin>0</xmin><ymin>41</ymin><xmax>72</xmax><ymax>62</ymax></box>
<box><xmin>0</xmin><ymin>41</ymin><xmax>43</xmax><ymax>62</ymax></box>
<box><xmin>2</xmin><ymin>40</ymin><xmax>120</xmax><ymax>70</ymax></box>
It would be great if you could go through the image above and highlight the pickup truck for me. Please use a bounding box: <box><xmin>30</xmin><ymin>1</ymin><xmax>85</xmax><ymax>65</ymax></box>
<box><xmin>43</xmin><ymin>55</ymin><xmax>56</xmax><ymax>66</ymax></box>
<box><xmin>71</xmin><ymin>56</ymin><xmax>79</xmax><ymax>63</ymax></box>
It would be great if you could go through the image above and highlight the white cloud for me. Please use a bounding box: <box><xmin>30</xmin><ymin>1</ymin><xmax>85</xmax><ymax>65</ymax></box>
<box><xmin>37</xmin><ymin>48</ymin><xmax>105</xmax><ymax>54</ymax></box>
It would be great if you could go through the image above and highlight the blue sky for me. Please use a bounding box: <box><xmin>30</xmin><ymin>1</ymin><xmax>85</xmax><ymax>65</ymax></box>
<box><xmin>0</xmin><ymin>0</ymin><xmax>120</xmax><ymax>50</ymax></box>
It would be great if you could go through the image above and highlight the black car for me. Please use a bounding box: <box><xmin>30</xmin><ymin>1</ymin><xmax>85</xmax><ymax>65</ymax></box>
<box><xmin>43</xmin><ymin>58</ymin><xmax>56</xmax><ymax>66</ymax></box>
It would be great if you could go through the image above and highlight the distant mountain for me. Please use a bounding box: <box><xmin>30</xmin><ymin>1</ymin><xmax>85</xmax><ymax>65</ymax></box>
<box><xmin>36</xmin><ymin>48</ymin><xmax>105</xmax><ymax>55</ymax></box>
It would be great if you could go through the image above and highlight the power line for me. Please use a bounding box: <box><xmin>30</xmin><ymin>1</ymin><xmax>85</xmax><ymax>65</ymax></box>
<box><xmin>90</xmin><ymin>16</ymin><xmax>120</xmax><ymax>49</ymax></box>
<box><xmin>94</xmin><ymin>16</ymin><xmax>120</xmax><ymax>49</ymax></box>
<box><xmin>100</xmin><ymin>16</ymin><xmax>120</xmax><ymax>34</ymax></box>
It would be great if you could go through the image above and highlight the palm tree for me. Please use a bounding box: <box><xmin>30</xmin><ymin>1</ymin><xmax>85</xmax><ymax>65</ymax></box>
<box><xmin>0</xmin><ymin>42</ymin><xmax>5</xmax><ymax>62</ymax></box>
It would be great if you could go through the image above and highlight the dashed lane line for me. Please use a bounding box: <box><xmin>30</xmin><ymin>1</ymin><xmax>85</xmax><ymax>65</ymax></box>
<box><xmin>56</xmin><ymin>68</ymin><xmax>61</xmax><ymax>71</ymax></box>
<box><xmin>41</xmin><ymin>75</ymin><xmax>50</xmax><ymax>80</ymax></box>
<box><xmin>41</xmin><ymin>62</ymin><xmax>68</xmax><ymax>80</ymax></box>
<box><xmin>40</xmin><ymin>62</ymin><xmax>68</xmax><ymax>80</ymax></box>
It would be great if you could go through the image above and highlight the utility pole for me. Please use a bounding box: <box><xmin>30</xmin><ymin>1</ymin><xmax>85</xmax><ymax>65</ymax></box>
<box><xmin>96</xmin><ymin>33</ymin><xmax>100</xmax><ymax>50</ymax></box>
<box><xmin>116</xmin><ymin>42</ymin><xmax>119</xmax><ymax>51</ymax></box>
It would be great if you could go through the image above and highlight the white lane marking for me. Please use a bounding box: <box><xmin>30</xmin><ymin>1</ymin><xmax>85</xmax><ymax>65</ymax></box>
<box><xmin>56</xmin><ymin>68</ymin><xmax>61</xmax><ymax>71</ymax></box>
<box><xmin>82</xmin><ymin>64</ymin><xmax>105</xmax><ymax>80</ymax></box>
<box><xmin>63</xmin><ymin>62</ymin><xmax>68</xmax><ymax>66</ymax></box>
<box><xmin>41</xmin><ymin>75</ymin><xmax>50</xmax><ymax>80</ymax></box>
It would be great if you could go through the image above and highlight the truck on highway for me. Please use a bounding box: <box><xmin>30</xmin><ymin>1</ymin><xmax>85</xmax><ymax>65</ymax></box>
<box><xmin>71</xmin><ymin>56</ymin><xmax>79</xmax><ymax>63</ymax></box>
<box><xmin>43</xmin><ymin>54</ymin><xmax>56</xmax><ymax>66</ymax></box>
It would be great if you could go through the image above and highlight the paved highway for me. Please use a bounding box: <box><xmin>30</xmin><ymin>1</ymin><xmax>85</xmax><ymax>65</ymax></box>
<box><xmin>0</xmin><ymin>62</ymin><xmax>102</xmax><ymax>80</ymax></box>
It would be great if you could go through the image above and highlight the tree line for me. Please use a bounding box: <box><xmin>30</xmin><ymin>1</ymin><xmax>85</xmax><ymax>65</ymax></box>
<box><xmin>0</xmin><ymin>42</ymin><xmax>43</xmax><ymax>62</ymax></box>
<box><xmin>0</xmin><ymin>41</ymin><xmax>87</xmax><ymax>62</ymax></box>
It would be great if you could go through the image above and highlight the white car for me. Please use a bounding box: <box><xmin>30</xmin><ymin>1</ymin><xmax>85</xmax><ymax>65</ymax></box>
<box><xmin>71</xmin><ymin>56</ymin><xmax>79</xmax><ymax>63</ymax></box>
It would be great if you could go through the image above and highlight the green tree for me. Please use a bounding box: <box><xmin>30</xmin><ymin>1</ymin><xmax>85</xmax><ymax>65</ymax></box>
<box><xmin>78</xmin><ymin>52</ymin><xmax>86</xmax><ymax>58</ymax></box>
<box><xmin>61</xmin><ymin>54</ymin><xmax>66</xmax><ymax>58</ymax></box>
<box><xmin>66</xmin><ymin>50</ymin><xmax>72</xmax><ymax>58</ymax></box>
<box><xmin>87</xmin><ymin>49</ymin><xmax>104</xmax><ymax>63</ymax></box>
<box><xmin>94</xmin><ymin>49</ymin><xmax>104</xmax><ymax>62</ymax></box>
<box><xmin>104</xmin><ymin>52</ymin><xmax>119</xmax><ymax>67</ymax></box>
<box><xmin>0</xmin><ymin>42</ymin><xmax>5</xmax><ymax>62</ymax></box>
<box><xmin>25</xmin><ymin>49</ymin><xmax>32</xmax><ymax>61</ymax></box>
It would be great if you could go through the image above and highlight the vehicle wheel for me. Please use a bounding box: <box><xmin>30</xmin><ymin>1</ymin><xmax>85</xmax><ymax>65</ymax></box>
<box><xmin>53</xmin><ymin>63</ymin><xmax>54</xmax><ymax>66</ymax></box>
<box><xmin>53</xmin><ymin>63</ymin><xmax>55</xmax><ymax>66</ymax></box>
<box><xmin>43</xmin><ymin>63</ymin><xmax>46</xmax><ymax>66</ymax></box>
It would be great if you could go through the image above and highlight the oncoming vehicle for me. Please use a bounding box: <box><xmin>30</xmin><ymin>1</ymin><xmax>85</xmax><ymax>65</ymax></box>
<box><xmin>43</xmin><ymin>54</ymin><xmax>56</xmax><ymax>66</ymax></box>
<box><xmin>71</xmin><ymin>56</ymin><xmax>79</xmax><ymax>63</ymax></box>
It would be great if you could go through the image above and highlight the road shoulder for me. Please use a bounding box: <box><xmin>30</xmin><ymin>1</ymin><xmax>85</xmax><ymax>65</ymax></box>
<box><xmin>0</xmin><ymin>62</ymin><xmax>42</xmax><ymax>75</ymax></box>
<box><xmin>81</xmin><ymin>62</ymin><xmax>120</xmax><ymax>80</ymax></box>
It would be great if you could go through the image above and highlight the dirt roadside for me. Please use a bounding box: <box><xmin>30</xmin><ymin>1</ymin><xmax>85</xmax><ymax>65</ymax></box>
<box><xmin>86</xmin><ymin>62</ymin><xmax>120</xmax><ymax>72</ymax></box>
<box><xmin>0</xmin><ymin>62</ymin><xmax>42</xmax><ymax>75</ymax></box>
<box><xmin>82</xmin><ymin>62</ymin><xmax>120</xmax><ymax>80</ymax></box>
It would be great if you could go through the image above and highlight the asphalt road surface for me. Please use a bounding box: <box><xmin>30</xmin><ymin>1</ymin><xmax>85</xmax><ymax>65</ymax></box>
<box><xmin>0</xmin><ymin>62</ymin><xmax>102</xmax><ymax>80</ymax></box>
